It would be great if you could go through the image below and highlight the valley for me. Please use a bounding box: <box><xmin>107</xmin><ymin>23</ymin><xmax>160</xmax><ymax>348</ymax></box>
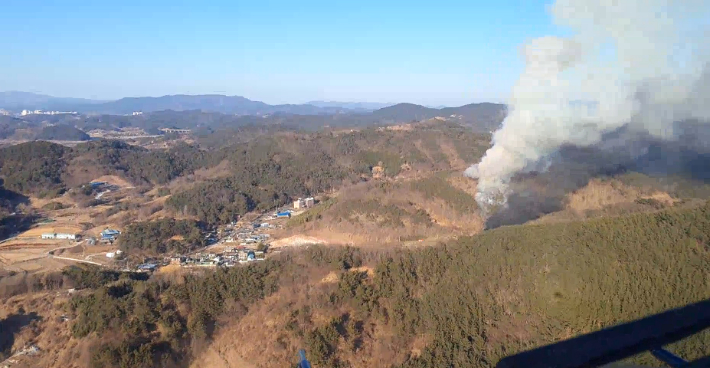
<box><xmin>1</xmin><ymin>111</ymin><xmax>709</xmax><ymax>368</ymax></box>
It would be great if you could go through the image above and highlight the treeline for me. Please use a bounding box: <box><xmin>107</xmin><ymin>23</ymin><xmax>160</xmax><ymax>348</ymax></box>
<box><xmin>118</xmin><ymin>218</ymin><xmax>206</xmax><ymax>255</ymax></box>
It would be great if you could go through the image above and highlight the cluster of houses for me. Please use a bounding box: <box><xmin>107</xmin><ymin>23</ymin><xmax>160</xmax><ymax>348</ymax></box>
<box><xmin>39</xmin><ymin>228</ymin><xmax>121</xmax><ymax>243</ymax></box>
<box><xmin>224</xmin><ymin>231</ymin><xmax>270</xmax><ymax>245</ymax></box>
<box><xmin>169</xmin><ymin>247</ymin><xmax>266</xmax><ymax>268</ymax></box>
<box><xmin>220</xmin><ymin>219</ymin><xmax>279</xmax><ymax>244</ymax></box>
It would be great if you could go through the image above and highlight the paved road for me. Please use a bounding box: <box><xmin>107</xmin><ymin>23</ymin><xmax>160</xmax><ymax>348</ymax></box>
<box><xmin>50</xmin><ymin>255</ymin><xmax>103</xmax><ymax>266</ymax></box>
<box><xmin>47</xmin><ymin>241</ymin><xmax>106</xmax><ymax>266</ymax></box>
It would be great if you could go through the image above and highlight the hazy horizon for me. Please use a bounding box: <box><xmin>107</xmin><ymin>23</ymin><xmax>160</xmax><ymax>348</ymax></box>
<box><xmin>0</xmin><ymin>90</ymin><xmax>507</xmax><ymax>107</ymax></box>
<box><xmin>1</xmin><ymin>0</ymin><xmax>563</xmax><ymax>106</ymax></box>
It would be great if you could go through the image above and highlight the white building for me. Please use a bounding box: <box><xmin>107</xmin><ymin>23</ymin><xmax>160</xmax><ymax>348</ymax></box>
<box><xmin>293</xmin><ymin>198</ymin><xmax>305</xmax><ymax>209</ymax></box>
<box><xmin>56</xmin><ymin>233</ymin><xmax>78</xmax><ymax>240</ymax></box>
<box><xmin>304</xmin><ymin>197</ymin><xmax>315</xmax><ymax>208</ymax></box>
<box><xmin>41</xmin><ymin>233</ymin><xmax>78</xmax><ymax>240</ymax></box>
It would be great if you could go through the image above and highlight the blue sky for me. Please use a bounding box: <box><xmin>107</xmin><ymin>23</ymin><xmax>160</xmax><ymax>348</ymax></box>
<box><xmin>0</xmin><ymin>0</ymin><xmax>564</xmax><ymax>106</ymax></box>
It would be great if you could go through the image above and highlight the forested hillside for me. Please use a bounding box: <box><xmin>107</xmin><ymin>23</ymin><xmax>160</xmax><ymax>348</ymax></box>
<box><xmin>118</xmin><ymin>218</ymin><xmax>206</xmax><ymax>255</ymax></box>
<box><xmin>35</xmin><ymin>125</ymin><xmax>91</xmax><ymax>141</ymax></box>
<box><xmin>6</xmin><ymin>200</ymin><xmax>710</xmax><ymax>368</ymax></box>
<box><xmin>283</xmin><ymin>172</ymin><xmax>485</xmax><ymax>245</ymax></box>
<box><xmin>0</xmin><ymin>121</ymin><xmax>490</xmax><ymax>230</ymax></box>
<box><xmin>372</xmin><ymin>102</ymin><xmax>506</xmax><ymax>133</ymax></box>
<box><xmin>165</xmin><ymin>122</ymin><xmax>490</xmax><ymax>225</ymax></box>
<box><xmin>0</xmin><ymin>140</ymin><xmax>207</xmax><ymax>197</ymax></box>
<box><xmin>0</xmin><ymin>141</ymin><xmax>69</xmax><ymax>196</ymax></box>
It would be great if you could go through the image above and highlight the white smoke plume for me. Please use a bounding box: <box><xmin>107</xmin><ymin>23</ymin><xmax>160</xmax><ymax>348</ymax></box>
<box><xmin>466</xmin><ymin>0</ymin><xmax>710</xmax><ymax>214</ymax></box>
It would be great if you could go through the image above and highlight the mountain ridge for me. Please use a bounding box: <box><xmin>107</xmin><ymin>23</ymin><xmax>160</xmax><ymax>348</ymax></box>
<box><xmin>0</xmin><ymin>92</ymin><xmax>507</xmax><ymax>121</ymax></box>
<box><xmin>0</xmin><ymin>92</ymin><xmax>390</xmax><ymax>115</ymax></box>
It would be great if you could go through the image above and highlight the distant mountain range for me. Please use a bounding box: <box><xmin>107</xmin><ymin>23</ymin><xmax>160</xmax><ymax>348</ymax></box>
<box><xmin>0</xmin><ymin>92</ymin><xmax>507</xmax><ymax>134</ymax></box>
<box><xmin>0</xmin><ymin>91</ymin><xmax>106</xmax><ymax>111</ymax></box>
<box><xmin>0</xmin><ymin>92</ymin><xmax>500</xmax><ymax>116</ymax></box>
<box><xmin>0</xmin><ymin>92</ymin><xmax>398</xmax><ymax>115</ymax></box>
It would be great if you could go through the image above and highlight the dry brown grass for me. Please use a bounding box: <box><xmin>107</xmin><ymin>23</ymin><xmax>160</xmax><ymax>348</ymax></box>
<box><xmin>640</xmin><ymin>191</ymin><xmax>676</xmax><ymax>206</ymax></box>
<box><xmin>567</xmin><ymin>179</ymin><xmax>640</xmax><ymax>215</ymax></box>
<box><xmin>408</xmin><ymin>191</ymin><xmax>484</xmax><ymax>232</ymax></box>
<box><xmin>531</xmin><ymin>179</ymin><xmax>680</xmax><ymax>225</ymax></box>
<box><xmin>280</xmin><ymin>174</ymin><xmax>484</xmax><ymax>248</ymax></box>
<box><xmin>16</xmin><ymin>225</ymin><xmax>82</xmax><ymax>238</ymax></box>
<box><xmin>0</xmin><ymin>290</ymin><xmax>93</xmax><ymax>368</ymax></box>
<box><xmin>318</xmin><ymin>267</ymin><xmax>372</xmax><ymax>285</ymax></box>
<box><xmin>413</xmin><ymin>140</ymin><xmax>435</xmax><ymax>163</ymax></box>
<box><xmin>189</xmin><ymin>344</ymin><xmax>257</xmax><ymax>368</ymax></box>
<box><xmin>167</xmin><ymin>160</ymin><xmax>232</xmax><ymax>192</ymax></box>
<box><xmin>27</xmin><ymin>195</ymin><xmax>77</xmax><ymax>210</ymax></box>
<box><xmin>437</xmin><ymin>138</ymin><xmax>467</xmax><ymax>170</ymax></box>
<box><xmin>409</xmin><ymin>334</ymin><xmax>433</xmax><ymax>359</ymax></box>
<box><xmin>1</xmin><ymin>257</ymin><xmax>75</xmax><ymax>274</ymax></box>
<box><xmin>156</xmin><ymin>264</ymin><xmax>183</xmax><ymax>275</ymax></box>
<box><xmin>320</xmin><ymin>271</ymin><xmax>339</xmax><ymax>284</ymax></box>
<box><xmin>270</xmin><ymin>235</ymin><xmax>327</xmax><ymax>248</ymax></box>
<box><xmin>447</xmin><ymin>175</ymin><xmax>478</xmax><ymax>196</ymax></box>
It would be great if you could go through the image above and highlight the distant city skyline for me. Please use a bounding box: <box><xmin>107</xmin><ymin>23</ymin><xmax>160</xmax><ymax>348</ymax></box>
<box><xmin>0</xmin><ymin>0</ymin><xmax>566</xmax><ymax>106</ymax></box>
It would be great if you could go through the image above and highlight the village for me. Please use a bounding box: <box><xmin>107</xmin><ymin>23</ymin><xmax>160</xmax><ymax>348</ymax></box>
<box><xmin>135</xmin><ymin>197</ymin><xmax>316</xmax><ymax>271</ymax></box>
<box><xmin>14</xmin><ymin>193</ymin><xmax>317</xmax><ymax>274</ymax></box>
<box><xmin>0</xmin><ymin>173</ymin><xmax>320</xmax><ymax>276</ymax></box>
<box><xmin>125</xmin><ymin>196</ymin><xmax>317</xmax><ymax>272</ymax></box>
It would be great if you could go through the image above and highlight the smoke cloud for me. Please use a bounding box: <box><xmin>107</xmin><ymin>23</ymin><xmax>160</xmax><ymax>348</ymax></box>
<box><xmin>466</xmin><ymin>0</ymin><xmax>710</xmax><ymax>218</ymax></box>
